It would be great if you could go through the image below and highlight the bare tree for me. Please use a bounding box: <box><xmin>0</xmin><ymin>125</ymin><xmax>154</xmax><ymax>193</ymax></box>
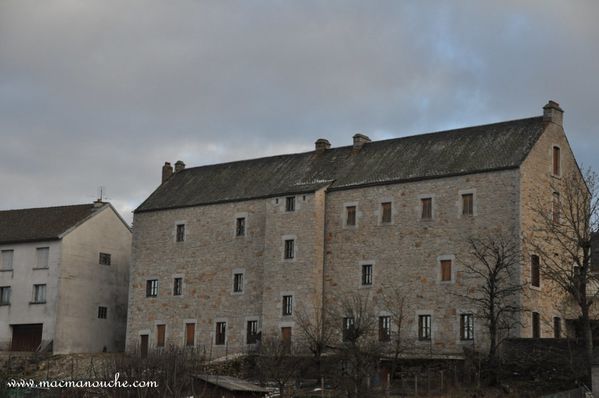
<box><xmin>329</xmin><ymin>292</ymin><xmax>383</xmax><ymax>398</ymax></box>
<box><xmin>527</xmin><ymin>167</ymin><xmax>599</xmax><ymax>374</ymax></box>
<box><xmin>459</xmin><ymin>233</ymin><xmax>527</xmax><ymax>374</ymax></box>
<box><xmin>253</xmin><ymin>336</ymin><xmax>300</xmax><ymax>398</ymax></box>
<box><xmin>379</xmin><ymin>285</ymin><xmax>410</xmax><ymax>380</ymax></box>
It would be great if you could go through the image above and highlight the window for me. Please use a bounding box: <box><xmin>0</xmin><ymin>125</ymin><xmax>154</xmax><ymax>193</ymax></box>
<box><xmin>284</xmin><ymin>239</ymin><xmax>295</xmax><ymax>260</ymax></box>
<box><xmin>462</xmin><ymin>194</ymin><xmax>474</xmax><ymax>216</ymax></box>
<box><xmin>553</xmin><ymin>192</ymin><xmax>560</xmax><ymax>224</ymax></box>
<box><xmin>554</xmin><ymin>317</ymin><xmax>561</xmax><ymax>339</ymax></box>
<box><xmin>185</xmin><ymin>323</ymin><xmax>195</xmax><ymax>346</ymax></box>
<box><xmin>98</xmin><ymin>306</ymin><xmax>108</xmax><ymax>319</ymax></box>
<box><xmin>361</xmin><ymin>264</ymin><xmax>373</xmax><ymax>286</ymax></box>
<box><xmin>460</xmin><ymin>314</ymin><xmax>474</xmax><ymax>340</ymax></box>
<box><xmin>532</xmin><ymin>312</ymin><xmax>540</xmax><ymax>338</ymax></box>
<box><xmin>282</xmin><ymin>295</ymin><xmax>293</xmax><ymax>316</ymax></box>
<box><xmin>176</xmin><ymin>224</ymin><xmax>185</xmax><ymax>242</ymax></box>
<box><xmin>233</xmin><ymin>273</ymin><xmax>244</xmax><ymax>293</ymax></box>
<box><xmin>346</xmin><ymin>206</ymin><xmax>356</xmax><ymax>226</ymax></box>
<box><xmin>215</xmin><ymin>322</ymin><xmax>226</xmax><ymax>345</ymax></box>
<box><xmin>156</xmin><ymin>324</ymin><xmax>166</xmax><ymax>347</ymax></box>
<box><xmin>33</xmin><ymin>284</ymin><xmax>46</xmax><ymax>303</ymax></box>
<box><xmin>236</xmin><ymin>217</ymin><xmax>246</xmax><ymax>236</ymax></box>
<box><xmin>418</xmin><ymin>315</ymin><xmax>431</xmax><ymax>341</ymax></box>
<box><xmin>173</xmin><ymin>277</ymin><xmax>183</xmax><ymax>296</ymax></box>
<box><xmin>247</xmin><ymin>320</ymin><xmax>259</xmax><ymax>344</ymax></box>
<box><xmin>1</xmin><ymin>250</ymin><xmax>14</xmax><ymax>270</ymax></box>
<box><xmin>99</xmin><ymin>252</ymin><xmax>111</xmax><ymax>265</ymax></box>
<box><xmin>531</xmin><ymin>255</ymin><xmax>540</xmax><ymax>288</ymax></box>
<box><xmin>381</xmin><ymin>202</ymin><xmax>392</xmax><ymax>224</ymax></box>
<box><xmin>0</xmin><ymin>286</ymin><xmax>11</xmax><ymax>305</ymax></box>
<box><xmin>146</xmin><ymin>279</ymin><xmax>158</xmax><ymax>297</ymax></box>
<box><xmin>286</xmin><ymin>196</ymin><xmax>295</xmax><ymax>212</ymax></box>
<box><xmin>553</xmin><ymin>146</ymin><xmax>561</xmax><ymax>176</ymax></box>
<box><xmin>379</xmin><ymin>316</ymin><xmax>391</xmax><ymax>342</ymax></box>
<box><xmin>440</xmin><ymin>260</ymin><xmax>452</xmax><ymax>282</ymax></box>
<box><xmin>36</xmin><ymin>247</ymin><xmax>49</xmax><ymax>268</ymax></box>
<box><xmin>421</xmin><ymin>198</ymin><xmax>432</xmax><ymax>220</ymax></box>
<box><xmin>342</xmin><ymin>317</ymin><xmax>355</xmax><ymax>342</ymax></box>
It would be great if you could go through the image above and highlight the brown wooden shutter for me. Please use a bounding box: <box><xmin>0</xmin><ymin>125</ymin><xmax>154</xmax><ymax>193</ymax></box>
<box><xmin>441</xmin><ymin>260</ymin><xmax>452</xmax><ymax>281</ymax></box>
<box><xmin>156</xmin><ymin>324</ymin><xmax>166</xmax><ymax>347</ymax></box>
<box><xmin>185</xmin><ymin>323</ymin><xmax>195</xmax><ymax>346</ymax></box>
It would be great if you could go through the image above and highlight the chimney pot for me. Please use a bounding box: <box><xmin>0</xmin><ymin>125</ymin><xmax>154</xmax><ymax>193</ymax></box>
<box><xmin>315</xmin><ymin>138</ymin><xmax>331</xmax><ymax>153</ymax></box>
<box><xmin>174</xmin><ymin>160</ymin><xmax>186</xmax><ymax>173</ymax></box>
<box><xmin>352</xmin><ymin>133</ymin><xmax>371</xmax><ymax>152</ymax></box>
<box><xmin>162</xmin><ymin>162</ymin><xmax>173</xmax><ymax>184</ymax></box>
<box><xmin>543</xmin><ymin>100</ymin><xmax>564</xmax><ymax>126</ymax></box>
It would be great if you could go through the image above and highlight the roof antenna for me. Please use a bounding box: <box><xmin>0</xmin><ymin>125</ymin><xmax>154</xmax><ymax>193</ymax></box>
<box><xmin>95</xmin><ymin>186</ymin><xmax>110</xmax><ymax>206</ymax></box>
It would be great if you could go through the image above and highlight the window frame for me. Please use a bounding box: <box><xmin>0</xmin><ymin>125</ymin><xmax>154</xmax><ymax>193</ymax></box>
<box><xmin>233</xmin><ymin>272</ymin><xmax>244</xmax><ymax>294</ymax></box>
<box><xmin>379</xmin><ymin>316</ymin><xmax>391</xmax><ymax>342</ymax></box>
<box><xmin>462</xmin><ymin>193</ymin><xmax>474</xmax><ymax>216</ymax></box>
<box><xmin>173</xmin><ymin>277</ymin><xmax>183</xmax><ymax>296</ymax></box>
<box><xmin>554</xmin><ymin>317</ymin><xmax>561</xmax><ymax>339</ymax></box>
<box><xmin>35</xmin><ymin>247</ymin><xmax>49</xmax><ymax>269</ymax></box>
<box><xmin>361</xmin><ymin>264</ymin><xmax>373</xmax><ymax>286</ymax></box>
<box><xmin>0</xmin><ymin>286</ymin><xmax>11</xmax><ymax>305</ymax></box>
<box><xmin>552</xmin><ymin>145</ymin><xmax>561</xmax><ymax>177</ymax></box>
<box><xmin>146</xmin><ymin>279</ymin><xmax>159</xmax><ymax>297</ymax></box>
<box><xmin>98</xmin><ymin>306</ymin><xmax>108</xmax><ymax>319</ymax></box>
<box><xmin>532</xmin><ymin>312</ymin><xmax>541</xmax><ymax>338</ymax></box>
<box><xmin>459</xmin><ymin>313</ymin><xmax>474</xmax><ymax>341</ymax></box>
<box><xmin>346</xmin><ymin>205</ymin><xmax>357</xmax><ymax>226</ymax></box>
<box><xmin>420</xmin><ymin>197</ymin><xmax>433</xmax><ymax>220</ymax></box>
<box><xmin>1</xmin><ymin>250</ymin><xmax>14</xmax><ymax>270</ymax></box>
<box><xmin>418</xmin><ymin>314</ymin><xmax>432</xmax><ymax>341</ymax></box>
<box><xmin>215</xmin><ymin>321</ymin><xmax>227</xmax><ymax>345</ymax></box>
<box><xmin>99</xmin><ymin>252</ymin><xmax>111</xmax><ymax>266</ymax></box>
<box><xmin>282</xmin><ymin>295</ymin><xmax>293</xmax><ymax>316</ymax></box>
<box><xmin>175</xmin><ymin>223</ymin><xmax>186</xmax><ymax>242</ymax></box>
<box><xmin>285</xmin><ymin>196</ymin><xmax>296</xmax><ymax>212</ymax></box>
<box><xmin>284</xmin><ymin>239</ymin><xmax>295</xmax><ymax>260</ymax></box>
<box><xmin>342</xmin><ymin>317</ymin><xmax>355</xmax><ymax>342</ymax></box>
<box><xmin>236</xmin><ymin>217</ymin><xmax>246</xmax><ymax>237</ymax></box>
<box><xmin>246</xmin><ymin>320</ymin><xmax>259</xmax><ymax>344</ymax></box>
<box><xmin>531</xmin><ymin>255</ymin><xmax>541</xmax><ymax>288</ymax></box>
<box><xmin>381</xmin><ymin>202</ymin><xmax>392</xmax><ymax>224</ymax></box>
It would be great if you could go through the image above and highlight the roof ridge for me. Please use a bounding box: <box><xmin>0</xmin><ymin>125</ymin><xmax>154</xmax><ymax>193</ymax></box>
<box><xmin>0</xmin><ymin>203</ymin><xmax>96</xmax><ymax>214</ymax></box>
<box><xmin>179</xmin><ymin>115</ymin><xmax>543</xmax><ymax>172</ymax></box>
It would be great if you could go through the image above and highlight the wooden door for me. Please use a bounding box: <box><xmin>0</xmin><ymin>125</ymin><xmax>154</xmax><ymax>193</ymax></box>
<box><xmin>11</xmin><ymin>324</ymin><xmax>43</xmax><ymax>351</ymax></box>
<box><xmin>281</xmin><ymin>327</ymin><xmax>292</xmax><ymax>351</ymax></box>
<box><xmin>185</xmin><ymin>323</ymin><xmax>195</xmax><ymax>347</ymax></box>
<box><xmin>140</xmin><ymin>335</ymin><xmax>149</xmax><ymax>358</ymax></box>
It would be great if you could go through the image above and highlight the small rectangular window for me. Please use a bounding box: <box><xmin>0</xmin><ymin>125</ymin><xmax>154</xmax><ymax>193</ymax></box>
<box><xmin>440</xmin><ymin>260</ymin><xmax>452</xmax><ymax>282</ymax></box>
<box><xmin>176</xmin><ymin>224</ymin><xmax>185</xmax><ymax>242</ymax></box>
<box><xmin>185</xmin><ymin>323</ymin><xmax>195</xmax><ymax>346</ymax></box>
<box><xmin>247</xmin><ymin>320</ymin><xmax>259</xmax><ymax>344</ymax></box>
<box><xmin>379</xmin><ymin>316</ymin><xmax>391</xmax><ymax>342</ymax></box>
<box><xmin>532</xmin><ymin>312</ymin><xmax>540</xmax><ymax>338</ymax></box>
<box><xmin>215</xmin><ymin>322</ymin><xmax>226</xmax><ymax>345</ymax></box>
<box><xmin>554</xmin><ymin>317</ymin><xmax>561</xmax><ymax>339</ymax></box>
<box><xmin>361</xmin><ymin>264</ymin><xmax>373</xmax><ymax>286</ymax></box>
<box><xmin>381</xmin><ymin>202</ymin><xmax>392</xmax><ymax>224</ymax></box>
<box><xmin>531</xmin><ymin>255</ymin><xmax>540</xmax><ymax>288</ymax></box>
<box><xmin>173</xmin><ymin>277</ymin><xmax>183</xmax><ymax>296</ymax></box>
<box><xmin>156</xmin><ymin>324</ymin><xmax>166</xmax><ymax>347</ymax></box>
<box><xmin>282</xmin><ymin>295</ymin><xmax>293</xmax><ymax>316</ymax></box>
<box><xmin>36</xmin><ymin>247</ymin><xmax>49</xmax><ymax>268</ymax></box>
<box><xmin>346</xmin><ymin>206</ymin><xmax>356</xmax><ymax>226</ymax></box>
<box><xmin>1</xmin><ymin>250</ymin><xmax>14</xmax><ymax>270</ymax></box>
<box><xmin>342</xmin><ymin>317</ymin><xmax>355</xmax><ymax>342</ymax></box>
<box><xmin>421</xmin><ymin>198</ymin><xmax>432</xmax><ymax>220</ymax></box>
<box><xmin>460</xmin><ymin>314</ymin><xmax>474</xmax><ymax>340</ymax></box>
<box><xmin>99</xmin><ymin>252</ymin><xmax>111</xmax><ymax>265</ymax></box>
<box><xmin>286</xmin><ymin>196</ymin><xmax>295</xmax><ymax>212</ymax></box>
<box><xmin>233</xmin><ymin>273</ymin><xmax>244</xmax><ymax>293</ymax></box>
<box><xmin>98</xmin><ymin>306</ymin><xmax>108</xmax><ymax>319</ymax></box>
<box><xmin>146</xmin><ymin>280</ymin><xmax>158</xmax><ymax>297</ymax></box>
<box><xmin>462</xmin><ymin>194</ymin><xmax>474</xmax><ymax>216</ymax></box>
<box><xmin>236</xmin><ymin>217</ymin><xmax>246</xmax><ymax>236</ymax></box>
<box><xmin>418</xmin><ymin>315</ymin><xmax>431</xmax><ymax>340</ymax></box>
<box><xmin>0</xmin><ymin>286</ymin><xmax>11</xmax><ymax>305</ymax></box>
<box><xmin>553</xmin><ymin>192</ymin><xmax>560</xmax><ymax>224</ymax></box>
<box><xmin>553</xmin><ymin>146</ymin><xmax>561</xmax><ymax>176</ymax></box>
<box><xmin>33</xmin><ymin>284</ymin><xmax>46</xmax><ymax>303</ymax></box>
<box><xmin>284</xmin><ymin>239</ymin><xmax>295</xmax><ymax>259</ymax></box>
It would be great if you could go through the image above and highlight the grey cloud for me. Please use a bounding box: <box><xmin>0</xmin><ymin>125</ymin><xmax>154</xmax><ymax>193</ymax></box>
<box><xmin>1</xmin><ymin>1</ymin><xmax>598</xmax><ymax>222</ymax></box>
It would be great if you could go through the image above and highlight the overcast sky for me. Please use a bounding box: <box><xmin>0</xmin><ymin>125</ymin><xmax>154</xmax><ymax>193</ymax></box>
<box><xmin>1</xmin><ymin>1</ymin><xmax>598</xmax><ymax>224</ymax></box>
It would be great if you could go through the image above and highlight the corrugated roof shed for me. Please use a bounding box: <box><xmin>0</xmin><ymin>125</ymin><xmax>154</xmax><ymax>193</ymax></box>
<box><xmin>194</xmin><ymin>374</ymin><xmax>270</xmax><ymax>393</ymax></box>
<box><xmin>136</xmin><ymin>116</ymin><xmax>545</xmax><ymax>213</ymax></box>
<box><xmin>0</xmin><ymin>203</ymin><xmax>102</xmax><ymax>244</ymax></box>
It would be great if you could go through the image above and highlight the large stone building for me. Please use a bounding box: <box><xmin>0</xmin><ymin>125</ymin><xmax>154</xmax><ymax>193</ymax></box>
<box><xmin>126</xmin><ymin>101</ymin><xmax>580</xmax><ymax>357</ymax></box>
<box><xmin>0</xmin><ymin>202</ymin><xmax>131</xmax><ymax>353</ymax></box>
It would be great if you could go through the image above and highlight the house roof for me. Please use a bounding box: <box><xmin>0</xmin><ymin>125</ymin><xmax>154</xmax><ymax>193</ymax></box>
<box><xmin>194</xmin><ymin>374</ymin><xmax>270</xmax><ymax>393</ymax></box>
<box><xmin>0</xmin><ymin>203</ymin><xmax>106</xmax><ymax>245</ymax></box>
<box><xmin>136</xmin><ymin>116</ymin><xmax>546</xmax><ymax>213</ymax></box>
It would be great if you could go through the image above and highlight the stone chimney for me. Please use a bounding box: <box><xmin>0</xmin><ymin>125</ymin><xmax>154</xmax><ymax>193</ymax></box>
<box><xmin>162</xmin><ymin>162</ymin><xmax>173</xmax><ymax>184</ymax></box>
<box><xmin>315</xmin><ymin>138</ymin><xmax>331</xmax><ymax>153</ymax></box>
<box><xmin>543</xmin><ymin>100</ymin><xmax>564</xmax><ymax>126</ymax></box>
<box><xmin>93</xmin><ymin>199</ymin><xmax>104</xmax><ymax>208</ymax></box>
<box><xmin>352</xmin><ymin>133</ymin><xmax>371</xmax><ymax>152</ymax></box>
<box><xmin>174</xmin><ymin>160</ymin><xmax>186</xmax><ymax>173</ymax></box>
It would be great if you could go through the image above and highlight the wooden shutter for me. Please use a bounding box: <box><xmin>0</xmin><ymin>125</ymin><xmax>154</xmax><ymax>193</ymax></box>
<box><xmin>156</xmin><ymin>324</ymin><xmax>166</xmax><ymax>347</ymax></box>
<box><xmin>441</xmin><ymin>260</ymin><xmax>452</xmax><ymax>282</ymax></box>
<box><xmin>185</xmin><ymin>323</ymin><xmax>195</xmax><ymax>346</ymax></box>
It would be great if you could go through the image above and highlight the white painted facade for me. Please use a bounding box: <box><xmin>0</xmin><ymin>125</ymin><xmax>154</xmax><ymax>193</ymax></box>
<box><xmin>0</xmin><ymin>204</ymin><xmax>131</xmax><ymax>353</ymax></box>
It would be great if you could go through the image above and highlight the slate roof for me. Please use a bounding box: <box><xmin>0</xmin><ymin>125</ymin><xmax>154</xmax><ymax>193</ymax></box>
<box><xmin>194</xmin><ymin>374</ymin><xmax>270</xmax><ymax>393</ymax></box>
<box><xmin>136</xmin><ymin>116</ymin><xmax>546</xmax><ymax>213</ymax></box>
<box><xmin>0</xmin><ymin>203</ymin><xmax>103</xmax><ymax>244</ymax></box>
